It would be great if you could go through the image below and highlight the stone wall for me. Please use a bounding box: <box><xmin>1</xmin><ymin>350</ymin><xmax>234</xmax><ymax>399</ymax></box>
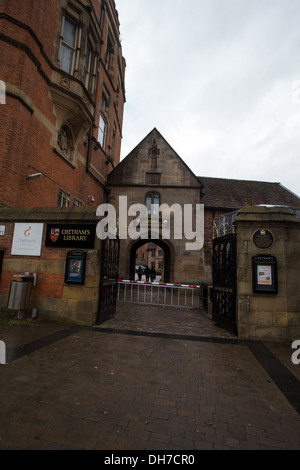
<box><xmin>235</xmin><ymin>206</ymin><xmax>300</xmax><ymax>341</ymax></box>
<box><xmin>108</xmin><ymin>184</ymin><xmax>202</xmax><ymax>284</ymax></box>
<box><xmin>0</xmin><ymin>207</ymin><xmax>101</xmax><ymax>325</ymax></box>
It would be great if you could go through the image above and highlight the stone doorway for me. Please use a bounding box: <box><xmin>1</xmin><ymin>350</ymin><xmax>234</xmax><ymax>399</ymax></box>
<box><xmin>130</xmin><ymin>239</ymin><xmax>171</xmax><ymax>282</ymax></box>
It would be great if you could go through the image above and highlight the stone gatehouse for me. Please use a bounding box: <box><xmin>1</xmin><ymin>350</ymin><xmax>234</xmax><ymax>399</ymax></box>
<box><xmin>107</xmin><ymin>128</ymin><xmax>202</xmax><ymax>284</ymax></box>
<box><xmin>107</xmin><ymin>128</ymin><xmax>300</xmax><ymax>286</ymax></box>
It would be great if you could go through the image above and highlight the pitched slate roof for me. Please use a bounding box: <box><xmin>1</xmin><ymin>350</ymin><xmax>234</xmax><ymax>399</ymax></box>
<box><xmin>198</xmin><ymin>176</ymin><xmax>300</xmax><ymax>210</ymax></box>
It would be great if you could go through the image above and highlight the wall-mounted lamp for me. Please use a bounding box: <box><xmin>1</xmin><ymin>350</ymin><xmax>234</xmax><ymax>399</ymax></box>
<box><xmin>88</xmin><ymin>195</ymin><xmax>95</xmax><ymax>203</ymax></box>
<box><xmin>26</xmin><ymin>173</ymin><xmax>43</xmax><ymax>180</ymax></box>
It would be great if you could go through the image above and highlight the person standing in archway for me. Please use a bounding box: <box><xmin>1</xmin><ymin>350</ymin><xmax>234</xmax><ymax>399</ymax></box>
<box><xmin>137</xmin><ymin>266</ymin><xmax>143</xmax><ymax>281</ymax></box>
<box><xmin>144</xmin><ymin>266</ymin><xmax>150</xmax><ymax>282</ymax></box>
<box><xmin>150</xmin><ymin>266</ymin><xmax>156</xmax><ymax>282</ymax></box>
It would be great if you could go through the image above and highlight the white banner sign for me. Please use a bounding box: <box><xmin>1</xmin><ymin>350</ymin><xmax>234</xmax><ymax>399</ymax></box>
<box><xmin>11</xmin><ymin>223</ymin><xmax>44</xmax><ymax>256</ymax></box>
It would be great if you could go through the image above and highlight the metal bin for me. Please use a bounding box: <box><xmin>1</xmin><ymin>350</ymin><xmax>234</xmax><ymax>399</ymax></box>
<box><xmin>8</xmin><ymin>280</ymin><xmax>30</xmax><ymax>310</ymax></box>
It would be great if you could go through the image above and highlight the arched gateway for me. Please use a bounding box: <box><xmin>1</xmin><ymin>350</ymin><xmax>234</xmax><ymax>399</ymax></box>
<box><xmin>130</xmin><ymin>239</ymin><xmax>172</xmax><ymax>283</ymax></box>
<box><xmin>106</xmin><ymin>128</ymin><xmax>203</xmax><ymax>285</ymax></box>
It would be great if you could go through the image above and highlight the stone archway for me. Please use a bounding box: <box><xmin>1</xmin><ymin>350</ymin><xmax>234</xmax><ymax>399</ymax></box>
<box><xmin>130</xmin><ymin>239</ymin><xmax>172</xmax><ymax>282</ymax></box>
<box><xmin>106</xmin><ymin>128</ymin><xmax>203</xmax><ymax>285</ymax></box>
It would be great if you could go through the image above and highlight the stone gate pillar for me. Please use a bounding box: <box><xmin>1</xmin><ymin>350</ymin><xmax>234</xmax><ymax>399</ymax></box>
<box><xmin>234</xmin><ymin>206</ymin><xmax>300</xmax><ymax>341</ymax></box>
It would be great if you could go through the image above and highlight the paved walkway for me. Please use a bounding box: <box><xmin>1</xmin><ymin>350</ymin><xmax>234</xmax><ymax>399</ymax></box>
<box><xmin>0</xmin><ymin>303</ymin><xmax>300</xmax><ymax>450</ymax></box>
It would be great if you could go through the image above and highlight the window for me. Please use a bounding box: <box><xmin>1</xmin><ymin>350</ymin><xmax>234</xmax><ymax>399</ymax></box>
<box><xmin>100</xmin><ymin>88</ymin><xmax>110</xmax><ymax>130</ymax></box>
<box><xmin>146</xmin><ymin>173</ymin><xmax>161</xmax><ymax>185</ymax></box>
<box><xmin>83</xmin><ymin>39</ymin><xmax>97</xmax><ymax>94</ymax></box>
<box><xmin>98</xmin><ymin>114</ymin><xmax>107</xmax><ymax>148</ymax></box>
<box><xmin>60</xmin><ymin>18</ymin><xmax>77</xmax><ymax>74</ymax></box>
<box><xmin>153</xmin><ymin>194</ymin><xmax>160</xmax><ymax>214</ymax></box>
<box><xmin>146</xmin><ymin>195</ymin><xmax>152</xmax><ymax>214</ymax></box>
<box><xmin>105</xmin><ymin>34</ymin><xmax>115</xmax><ymax>77</ymax></box>
<box><xmin>59</xmin><ymin>14</ymin><xmax>96</xmax><ymax>94</ymax></box>
<box><xmin>57</xmin><ymin>190</ymin><xmax>70</xmax><ymax>207</ymax></box>
<box><xmin>146</xmin><ymin>193</ymin><xmax>160</xmax><ymax>215</ymax></box>
<box><xmin>116</xmin><ymin>80</ymin><xmax>120</xmax><ymax>109</ymax></box>
<box><xmin>100</xmin><ymin>3</ymin><xmax>106</xmax><ymax>30</ymax></box>
<box><xmin>84</xmin><ymin>41</ymin><xmax>91</xmax><ymax>88</ymax></box>
<box><xmin>73</xmin><ymin>199</ymin><xmax>82</xmax><ymax>207</ymax></box>
<box><xmin>105</xmin><ymin>35</ymin><xmax>113</xmax><ymax>71</ymax></box>
<box><xmin>111</xmin><ymin>122</ymin><xmax>117</xmax><ymax>161</ymax></box>
<box><xmin>101</xmin><ymin>88</ymin><xmax>110</xmax><ymax>110</ymax></box>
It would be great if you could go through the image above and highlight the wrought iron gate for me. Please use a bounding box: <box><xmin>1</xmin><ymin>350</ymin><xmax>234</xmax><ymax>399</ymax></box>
<box><xmin>212</xmin><ymin>233</ymin><xmax>237</xmax><ymax>334</ymax></box>
<box><xmin>97</xmin><ymin>237</ymin><xmax>120</xmax><ymax>324</ymax></box>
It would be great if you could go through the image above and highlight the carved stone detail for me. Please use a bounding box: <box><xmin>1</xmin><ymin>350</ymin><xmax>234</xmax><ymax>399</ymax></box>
<box><xmin>149</xmin><ymin>138</ymin><xmax>160</xmax><ymax>171</ymax></box>
<box><xmin>81</xmin><ymin>93</ymin><xmax>89</xmax><ymax>107</ymax></box>
<box><xmin>149</xmin><ymin>138</ymin><xmax>160</xmax><ymax>157</ymax></box>
<box><xmin>57</xmin><ymin>125</ymin><xmax>73</xmax><ymax>160</ymax></box>
<box><xmin>60</xmin><ymin>75</ymin><xmax>71</xmax><ymax>90</ymax></box>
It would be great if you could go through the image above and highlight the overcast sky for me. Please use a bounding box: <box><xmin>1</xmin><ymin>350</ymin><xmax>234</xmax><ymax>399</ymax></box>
<box><xmin>116</xmin><ymin>0</ymin><xmax>300</xmax><ymax>198</ymax></box>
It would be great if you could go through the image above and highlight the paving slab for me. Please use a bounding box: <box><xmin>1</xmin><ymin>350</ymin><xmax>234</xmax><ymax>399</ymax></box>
<box><xmin>0</xmin><ymin>303</ymin><xmax>299</xmax><ymax>451</ymax></box>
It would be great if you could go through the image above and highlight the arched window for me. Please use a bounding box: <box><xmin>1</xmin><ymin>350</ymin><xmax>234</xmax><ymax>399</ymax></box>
<box><xmin>146</xmin><ymin>195</ymin><xmax>152</xmax><ymax>214</ymax></box>
<box><xmin>98</xmin><ymin>114</ymin><xmax>107</xmax><ymax>148</ymax></box>
<box><xmin>146</xmin><ymin>193</ymin><xmax>160</xmax><ymax>215</ymax></box>
<box><xmin>153</xmin><ymin>194</ymin><xmax>160</xmax><ymax>214</ymax></box>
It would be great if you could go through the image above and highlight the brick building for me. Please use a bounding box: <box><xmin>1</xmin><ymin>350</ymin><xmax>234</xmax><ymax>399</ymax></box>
<box><xmin>0</xmin><ymin>0</ymin><xmax>125</xmax><ymax>324</ymax></box>
<box><xmin>0</xmin><ymin>3</ymin><xmax>300</xmax><ymax>331</ymax></box>
<box><xmin>135</xmin><ymin>242</ymin><xmax>164</xmax><ymax>279</ymax></box>
<box><xmin>0</xmin><ymin>0</ymin><xmax>126</xmax><ymax>208</ymax></box>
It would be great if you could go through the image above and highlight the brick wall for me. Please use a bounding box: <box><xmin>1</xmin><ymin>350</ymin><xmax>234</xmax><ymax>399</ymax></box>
<box><xmin>0</xmin><ymin>0</ymin><xmax>125</xmax><ymax>208</ymax></box>
<box><xmin>0</xmin><ymin>207</ymin><xmax>102</xmax><ymax>325</ymax></box>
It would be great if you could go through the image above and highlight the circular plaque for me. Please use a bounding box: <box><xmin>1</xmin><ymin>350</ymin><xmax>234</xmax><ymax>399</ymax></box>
<box><xmin>253</xmin><ymin>229</ymin><xmax>274</xmax><ymax>250</ymax></box>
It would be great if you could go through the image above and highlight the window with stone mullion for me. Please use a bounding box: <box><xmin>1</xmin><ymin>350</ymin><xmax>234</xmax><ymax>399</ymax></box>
<box><xmin>60</xmin><ymin>17</ymin><xmax>77</xmax><ymax>74</ymax></box>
